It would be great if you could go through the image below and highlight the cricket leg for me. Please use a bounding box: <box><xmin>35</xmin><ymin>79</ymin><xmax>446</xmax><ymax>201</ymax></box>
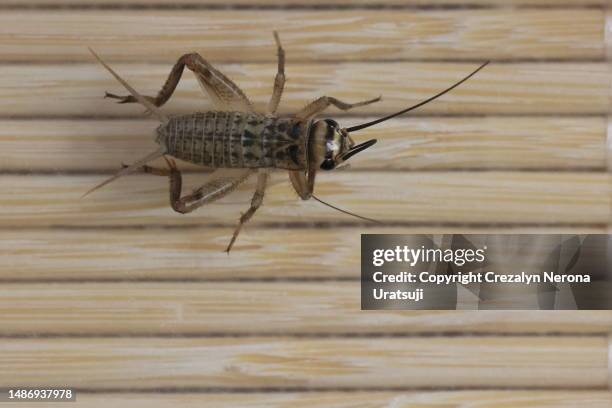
<box><xmin>295</xmin><ymin>95</ymin><xmax>381</xmax><ymax>121</ymax></box>
<box><xmin>123</xmin><ymin>157</ymin><xmax>253</xmax><ymax>212</ymax></box>
<box><xmin>267</xmin><ymin>31</ymin><xmax>285</xmax><ymax>115</ymax></box>
<box><xmin>226</xmin><ymin>169</ymin><xmax>270</xmax><ymax>253</ymax></box>
<box><xmin>172</xmin><ymin>171</ymin><xmax>255</xmax><ymax>214</ymax></box>
<box><xmin>154</xmin><ymin>158</ymin><xmax>254</xmax><ymax>213</ymax></box>
<box><xmin>121</xmin><ymin>161</ymin><xmax>172</xmax><ymax>177</ymax></box>
<box><xmin>288</xmin><ymin>170</ymin><xmax>312</xmax><ymax>200</ymax></box>
<box><xmin>106</xmin><ymin>53</ymin><xmax>253</xmax><ymax>111</ymax></box>
<box><xmin>105</xmin><ymin>55</ymin><xmax>188</xmax><ymax>108</ymax></box>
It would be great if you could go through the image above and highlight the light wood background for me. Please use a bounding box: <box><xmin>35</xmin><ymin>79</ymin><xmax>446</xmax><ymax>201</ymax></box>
<box><xmin>1</xmin><ymin>1</ymin><xmax>612</xmax><ymax>407</ymax></box>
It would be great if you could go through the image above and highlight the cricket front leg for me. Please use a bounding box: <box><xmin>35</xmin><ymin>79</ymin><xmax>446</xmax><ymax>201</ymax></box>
<box><xmin>288</xmin><ymin>170</ymin><xmax>312</xmax><ymax>200</ymax></box>
<box><xmin>295</xmin><ymin>95</ymin><xmax>381</xmax><ymax>120</ymax></box>
<box><xmin>267</xmin><ymin>31</ymin><xmax>286</xmax><ymax>115</ymax></box>
<box><xmin>226</xmin><ymin>169</ymin><xmax>270</xmax><ymax>253</ymax></box>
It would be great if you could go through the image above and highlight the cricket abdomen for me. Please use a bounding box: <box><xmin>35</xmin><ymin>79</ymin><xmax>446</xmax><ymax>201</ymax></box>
<box><xmin>156</xmin><ymin>112</ymin><xmax>308</xmax><ymax>170</ymax></box>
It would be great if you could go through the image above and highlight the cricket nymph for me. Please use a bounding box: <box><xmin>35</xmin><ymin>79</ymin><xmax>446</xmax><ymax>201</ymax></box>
<box><xmin>85</xmin><ymin>32</ymin><xmax>488</xmax><ymax>252</ymax></box>
<box><xmin>154</xmin><ymin>112</ymin><xmax>373</xmax><ymax>173</ymax></box>
<box><xmin>155</xmin><ymin>112</ymin><xmax>308</xmax><ymax>170</ymax></box>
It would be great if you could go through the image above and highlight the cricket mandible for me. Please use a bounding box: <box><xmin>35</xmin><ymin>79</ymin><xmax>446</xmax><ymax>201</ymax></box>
<box><xmin>84</xmin><ymin>32</ymin><xmax>488</xmax><ymax>252</ymax></box>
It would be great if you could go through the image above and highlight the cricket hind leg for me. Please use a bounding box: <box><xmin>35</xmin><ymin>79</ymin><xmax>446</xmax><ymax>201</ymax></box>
<box><xmin>225</xmin><ymin>169</ymin><xmax>270</xmax><ymax>253</ymax></box>
<box><xmin>106</xmin><ymin>53</ymin><xmax>253</xmax><ymax>112</ymax></box>
<box><xmin>295</xmin><ymin>95</ymin><xmax>381</xmax><ymax>120</ymax></box>
<box><xmin>267</xmin><ymin>31</ymin><xmax>285</xmax><ymax>115</ymax></box>
<box><xmin>122</xmin><ymin>161</ymin><xmax>171</xmax><ymax>177</ymax></box>
<box><xmin>105</xmin><ymin>55</ymin><xmax>187</xmax><ymax>108</ymax></box>
<box><xmin>171</xmin><ymin>168</ymin><xmax>255</xmax><ymax>214</ymax></box>
<box><xmin>143</xmin><ymin>157</ymin><xmax>255</xmax><ymax>213</ymax></box>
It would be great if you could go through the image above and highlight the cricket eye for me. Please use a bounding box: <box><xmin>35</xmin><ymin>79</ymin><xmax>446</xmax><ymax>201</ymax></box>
<box><xmin>320</xmin><ymin>159</ymin><xmax>336</xmax><ymax>170</ymax></box>
<box><xmin>324</xmin><ymin>119</ymin><xmax>339</xmax><ymax>129</ymax></box>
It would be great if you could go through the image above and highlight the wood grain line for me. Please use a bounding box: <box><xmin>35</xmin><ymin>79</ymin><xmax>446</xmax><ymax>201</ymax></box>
<box><xmin>0</xmin><ymin>282</ymin><xmax>611</xmax><ymax>335</ymax></box>
<box><xmin>1</xmin><ymin>227</ymin><xmax>607</xmax><ymax>281</ymax></box>
<box><xmin>1</xmin><ymin>0</ymin><xmax>611</xmax><ymax>6</ymax></box>
<box><xmin>1</xmin><ymin>172</ymin><xmax>609</xmax><ymax>227</ymax></box>
<box><xmin>0</xmin><ymin>62</ymin><xmax>610</xmax><ymax>117</ymax></box>
<box><xmin>0</xmin><ymin>336</ymin><xmax>608</xmax><ymax>389</ymax></box>
<box><xmin>607</xmin><ymin>117</ymin><xmax>612</xmax><ymax>173</ymax></box>
<box><xmin>608</xmin><ymin>332</ymin><xmax>612</xmax><ymax>389</ymax></box>
<box><xmin>0</xmin><ymin>116</ymin><xmax>605</xmax><ymax>172</ymax></box>
<box><xmin>2</xmin><ymin>391</ymin><xmax>610</xmax><ymax>408</ymax></box>
<box><xmin>0</xmin><ymin>9</ymin><xmax>603</xmax><ymax>62</ymax></box>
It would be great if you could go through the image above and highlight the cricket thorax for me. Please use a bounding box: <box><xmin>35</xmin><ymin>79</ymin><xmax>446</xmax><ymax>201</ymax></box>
<box><xmin>156</xmin><ymin>112</ymin><xmax>307</xmax><ymax>170</ymax></box>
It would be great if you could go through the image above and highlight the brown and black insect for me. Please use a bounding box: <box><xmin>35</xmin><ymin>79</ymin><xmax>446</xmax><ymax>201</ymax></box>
<box><xmin>84</xmin><ymin>32</ymin><xmax>488</xmax><ymax>252</ymax></box>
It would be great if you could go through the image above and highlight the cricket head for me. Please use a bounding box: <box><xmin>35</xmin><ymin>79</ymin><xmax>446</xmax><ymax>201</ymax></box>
<box><xmin>310</xmin><ymin>118</ymin><xmax>377</xmax><ymax>171</ymax></box>
<box><xmin>310</xmin><ymin>60</ymin><xmax>490</xmax><ymax>172</ymax></box>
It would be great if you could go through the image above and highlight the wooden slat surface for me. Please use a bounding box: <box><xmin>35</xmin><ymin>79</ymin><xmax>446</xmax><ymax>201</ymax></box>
<box><xmin>1</xmin><ymin>282</ymin><xmax>611</xmax><ymax>335</ymax></box>
<box><xmin>0</xmin><ymin>9</ymin><xmax>603</xmax><ymax>63</ymax></box>
<box><xmin>1</xmin><ymin>1</ymin><xmax>610</xmax><ymax>403</ymax></box>
<box><xmin>1</xmin><ymin>337</ymin><xmax>608</xmax><ymax>389</ymax></box>
<box><xmin>1</xmin><ymin>116</ymin><xmax>605</xmax><ymax>172</ymax></box>
<box><xmin>2</xmin><ymin>62</ymin><xmax>610</xmax><ymax>117</ymax></box>
<box><xmin>1</xmin><ymin>227</ymin><xmax>607</xmax><ymax>281</ymax></box>
<box><xmin>4</xmin><ymin>391</ymin><xmax>612</xmax><ymax>408</ymax></box>
<box><xmin>4</xmin><ymin>0</ymin><xmax>612</xmax><ymax>5</ymax></box>
<box><xmin>3</xmin><ymin>0</ymin><xmax>611</xmax><ymax>5</ymax></box>
<box><xmin>2</xmin><ymin>172</ymin><xmax>608</xmax><ymax>227</ymax></box>
<box><xmin>0</xmin><ymin>61</ymin><xmax>612</xmax><ymax>118</ymax></box>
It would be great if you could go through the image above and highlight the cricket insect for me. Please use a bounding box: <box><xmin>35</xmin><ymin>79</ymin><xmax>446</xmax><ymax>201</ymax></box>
<box><xmin>84</xmin><ymin>32</ymin><xmax>488</xmax><ymax>252</ymax></box>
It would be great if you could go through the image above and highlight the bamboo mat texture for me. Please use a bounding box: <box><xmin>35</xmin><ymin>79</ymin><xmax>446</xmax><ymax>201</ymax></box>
<box><xmin>1</xmin><ymin>0</ymin><xmax>612</xmax><ymax>407</ymax></box>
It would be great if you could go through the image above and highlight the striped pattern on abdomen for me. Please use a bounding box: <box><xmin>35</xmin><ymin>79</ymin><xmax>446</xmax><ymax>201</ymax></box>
<box><xmin>156</xmin><ymin>112</ymin><xmax>307</xmax><ymax>170</ymax></box>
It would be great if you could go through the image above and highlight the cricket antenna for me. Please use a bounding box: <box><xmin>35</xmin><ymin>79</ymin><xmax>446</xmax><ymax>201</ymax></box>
<box><xmin>346</xmin><ymin>61</ymin><xmax>489</xmax><ymax>133</ymax></box>
<box><xmin>312</xmin><ymin>194</ymin><xmax>382</xmax><ymax>224</ymax></box>
<box><xmin>88</xmin><ymin>47</ymin><xmax>169</xmax><ymax>123</ymax></box>
<box><xmin>81</xmin><ymin>148</ymin><xmax>166</xmax><ymax>198</ymax></box>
